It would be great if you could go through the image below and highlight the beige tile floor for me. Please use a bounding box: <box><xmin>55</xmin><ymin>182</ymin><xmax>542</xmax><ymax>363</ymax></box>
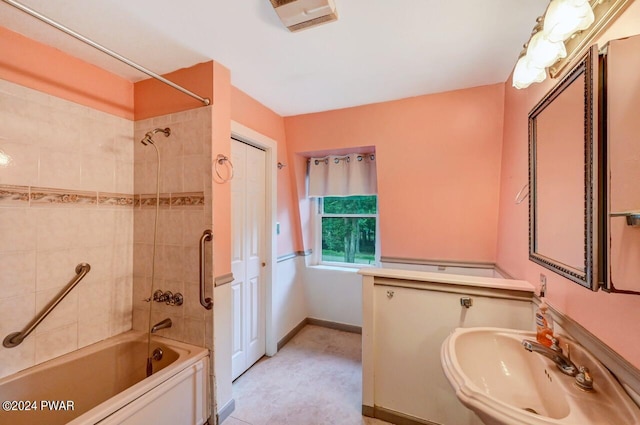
<box><xmin>223</xmin><ymin>325</ymin><xmax>392</xmax><ymax>425</ymax></box>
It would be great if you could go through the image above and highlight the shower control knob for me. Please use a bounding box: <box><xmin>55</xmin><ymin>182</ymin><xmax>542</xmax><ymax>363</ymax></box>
<box><xmin>163</xmin><ymin>291</ymin><xmax>173</xmax><ymax>304</ymax></box>
<box><xmin>173</xmin><ymin>293</ymin><xmax>184</xmax><ymax>306</ymax></box>
<box><xmin>153</xmin><ymin>289</ymin><xmax>164</xmax><ymax>302</ymax></box>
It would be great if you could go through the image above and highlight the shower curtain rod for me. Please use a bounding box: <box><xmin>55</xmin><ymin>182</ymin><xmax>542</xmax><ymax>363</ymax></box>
<box><xmin>2</xmin><ymin>0</ymin><xmax>211</xmax><ymax>106</ymax></box>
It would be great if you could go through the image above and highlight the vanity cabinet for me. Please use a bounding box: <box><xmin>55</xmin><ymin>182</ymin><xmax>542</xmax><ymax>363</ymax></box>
<box><xmin>361</xmin><ymin>269</ymin><xmax>535</xmax><ymax>425</ymax></box>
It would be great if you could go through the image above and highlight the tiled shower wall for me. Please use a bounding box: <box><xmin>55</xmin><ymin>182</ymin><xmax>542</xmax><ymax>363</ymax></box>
<box><xmin>132</xmin><ymin>108</ymin><xmax>213</xmax><ymax>348</ymax></box>
<box><xmin>0</xmin><ymin>79</ymin><xmax>134</xmax><ymax>379</ymax></box>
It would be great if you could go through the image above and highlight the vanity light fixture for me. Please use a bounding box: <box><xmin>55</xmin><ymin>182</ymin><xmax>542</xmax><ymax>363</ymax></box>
<box><xmin>513</xmin><ymin>0</ymin><xmax>632</xmax><ymax>89</ymax></box>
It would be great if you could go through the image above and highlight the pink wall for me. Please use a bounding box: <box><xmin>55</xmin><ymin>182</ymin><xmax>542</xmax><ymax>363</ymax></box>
<box><xmin>134</xmin><ymin>62</ymin><xmax>214</xmax><ymax>120</ymax></box>
<box><xmin>211</xmin><ymin>63</ymin><xmax>232</xmax><ymax>276</ymax></box>
<box><xmin>231</xmin><ymin>87</ymin><xmax>301</xmax><ymax>256</ymax></box>
<box><xmin>496</xmin><ymin>3</ymin><xmax>640</xmax><ymax>368</ymax></box>
<box><xmin>284</xmin><ymin>84</ymin><xmax>506</xmax><ymax>263</ymax></box>
<box><xmin>0</xmin><ymin>26</ymin><xmax>133</xmax><ymax>119</ymax></box>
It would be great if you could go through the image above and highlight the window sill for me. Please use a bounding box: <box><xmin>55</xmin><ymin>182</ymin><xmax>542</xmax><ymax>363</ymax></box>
<box><xmin>307</xmin><ymin>264</ymin><xmax>378</xmax><ymax>273</ymax></box>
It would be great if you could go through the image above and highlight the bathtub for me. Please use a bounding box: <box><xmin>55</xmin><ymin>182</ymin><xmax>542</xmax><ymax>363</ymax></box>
<box><xmin>0</xmin><ymin>331</ymin><xmax>209</xmax><ymax>425</ymax></box>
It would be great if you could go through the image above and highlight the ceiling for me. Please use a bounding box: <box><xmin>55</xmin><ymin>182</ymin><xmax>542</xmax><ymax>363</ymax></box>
<box><xmin>0</xmin><ymin>0</ymin><xmax>549</xmax><ymax>116</ymax></box>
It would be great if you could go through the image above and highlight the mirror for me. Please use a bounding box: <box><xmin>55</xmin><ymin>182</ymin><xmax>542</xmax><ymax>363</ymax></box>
<box><xmin>529</xmin><ymin>46</ymin><xmax>599</xmax><ymax>290</ymax></box>
<box><xmin>603</xmin><ymin>34</ymin><xmax>640</xmax><ymax>294</ymax></box>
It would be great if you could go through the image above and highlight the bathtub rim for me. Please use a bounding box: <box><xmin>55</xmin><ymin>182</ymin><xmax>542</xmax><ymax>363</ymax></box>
<box><xmin>0</xmin><ymin>330</ymin><xmax>208</xmax><ymax>425</ymax></box>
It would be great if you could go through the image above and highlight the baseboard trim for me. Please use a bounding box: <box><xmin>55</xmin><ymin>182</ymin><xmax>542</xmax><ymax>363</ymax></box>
<box><xmin>369</xmin><ymin>406</ymin><xmax>441</xmax><ymax>425</ymax></box>
<box><xmin>307</xmin><ymin>317</ymin><xmax>362</xmax><ymax>334</ymax></box>
<box><xmin>362</xmin><ymin>404</ymin><xmax>374</xmax><ymax>417</ymax></box>
<box><xmin>216</xmin><ymin>398</ymin><xmax>235</xmax><ymax>424</ymax></box>
<box><xmin>277</xmin><ymin>318</ymin><xmax>309</xmax><ymax>351</ymax></box>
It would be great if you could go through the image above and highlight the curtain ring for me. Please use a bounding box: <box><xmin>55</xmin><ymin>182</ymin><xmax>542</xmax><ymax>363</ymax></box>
<box><xmin>357</xmin><ymin>155</ymin><xmax>363</xmax><ymax>161</ymax></box>
<box><xmin>215</xmin><ymin>154</ymin><xmax>234</xmax><ymax>182</ymax></box>
<box><xmin>370</xmin><ymin>154</ymin><xmax>375</xmax><ymax>160</ymax></box>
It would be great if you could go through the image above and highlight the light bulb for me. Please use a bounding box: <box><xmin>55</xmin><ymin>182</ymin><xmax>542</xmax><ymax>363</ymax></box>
<box><xmin>512</xmin><ymin>55</ymin><xmax>546</xmax><ymax>89</ymax></box>
<box><xmin>527</xmin><ymin>31</ymin><xmax>567</xmax><ymax>69</ymax></box>
<box><xmin>544</xmin><ymin>0</ymin><xmax>595</xmax><ymax>42</ymax></box>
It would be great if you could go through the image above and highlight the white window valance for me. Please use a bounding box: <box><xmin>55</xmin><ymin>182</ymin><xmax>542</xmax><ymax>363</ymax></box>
<box><xmin>308</xmin><ymin>153</ymin><xmax>377</xmax><ymax>197</ymax></box>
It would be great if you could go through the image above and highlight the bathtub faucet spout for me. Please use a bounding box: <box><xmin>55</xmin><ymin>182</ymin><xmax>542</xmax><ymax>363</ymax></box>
<box><xmin>150</xmin><ymin>318</ymin><xmax>172</xmax><ymax>333</ymax></box>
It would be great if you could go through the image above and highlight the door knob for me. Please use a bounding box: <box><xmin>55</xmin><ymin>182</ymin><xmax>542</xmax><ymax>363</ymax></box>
<box><xmin>262</xmin><ymin>261</ymin><xmax>266</xmax><ymax>267</ymax></box>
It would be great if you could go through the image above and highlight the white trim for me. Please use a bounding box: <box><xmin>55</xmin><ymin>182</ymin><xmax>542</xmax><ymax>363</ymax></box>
<box><xmin>230</xmin><ymin>121</ymin><xmax>278</xmax><ymax>357</ymax></box>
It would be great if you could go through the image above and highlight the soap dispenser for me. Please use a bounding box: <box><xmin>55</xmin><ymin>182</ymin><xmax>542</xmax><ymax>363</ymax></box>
<box><xmin>535</xmin><ymin>284</ymin><xmax>554</xmax><ymax>347</ymax></box>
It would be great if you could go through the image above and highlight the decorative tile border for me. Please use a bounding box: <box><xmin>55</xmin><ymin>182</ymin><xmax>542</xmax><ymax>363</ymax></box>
<box><xmin>139</xmin><ymin>194</ymin><xmax>171</xmax><ymax>208</ymax></box>
<box><xmin>0</xmin><ymin>184</ymin><xmax>205</xmax><ymax>209</ymax></box>
<box><xmin>138</xmin><ymin>192</ymin><xmax>205</xmax><ymax>209</ymax></box>
<box><xmin>171</xmin><ymin>192</ymin><xmax>205</xmax><ymax>208</ymax></box>
<box><xmin>98</xmin><ymin>192</ymin><xmax>135</xmax><ymax>207</ymax></box>
<box><xmin>31</xmin><ymin>187</ymin><xmax>97</xmax><ymax>206</ymax></box>
<box><xmin>0</xmin><ymin>184</ymin><xmax>30</xmax><ymax>206</ymax></box>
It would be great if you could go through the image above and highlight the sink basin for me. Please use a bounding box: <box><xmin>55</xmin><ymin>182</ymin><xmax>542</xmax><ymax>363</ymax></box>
<box><xmin>441</xmin><ymin>327</ymin><xmax>640</xmax><ymax>425</ymax></box>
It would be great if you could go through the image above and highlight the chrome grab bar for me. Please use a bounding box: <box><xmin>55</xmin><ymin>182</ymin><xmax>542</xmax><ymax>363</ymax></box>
<box><xmin>3</xmin><ymin>263</ymin><xmax>91</xmax><ymax>348</ymax></box>
<box><xmin>199</xmin><ymin>230</ymin><xmax>213</xmax><ymax>310</ymax></box>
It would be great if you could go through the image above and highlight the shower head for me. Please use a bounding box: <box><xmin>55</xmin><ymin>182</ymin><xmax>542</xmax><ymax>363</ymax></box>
<box><xmin>140</xmin><ymin>127</ymin><xmax>171</xmax><ymax>145</ymax></box>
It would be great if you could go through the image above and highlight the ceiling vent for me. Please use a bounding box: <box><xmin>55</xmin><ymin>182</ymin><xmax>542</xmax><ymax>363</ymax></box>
<box><xmin>270</xmin><ymin>0</ymin><xmax>338</xmax><ymax>32</ymax></box>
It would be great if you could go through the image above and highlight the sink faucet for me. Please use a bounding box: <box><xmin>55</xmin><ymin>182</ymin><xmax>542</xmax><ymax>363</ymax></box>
<box><xmin>151</xmin><ymin>318</ymin><xmax>172</xmax><ymax>333</ymax></box>
<box><xmin>522</xmin><ymin>339</ymin><xmax>578</xmax><ymax>376</ymax></box>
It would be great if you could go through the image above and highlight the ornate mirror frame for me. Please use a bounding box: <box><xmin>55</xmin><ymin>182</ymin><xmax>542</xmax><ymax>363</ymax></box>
<box><xmin>528</xmin><ymin>46</ymin><xmax>600</xmax><ymax>291</ymax></box>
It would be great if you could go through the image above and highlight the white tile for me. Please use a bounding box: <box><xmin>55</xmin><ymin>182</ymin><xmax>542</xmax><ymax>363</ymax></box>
<box><xmin>133</xmin><ymin>243</ymin><xmax>153</xmax><ymax>278</ymax></box>
<box><xmin>134</xmin><ymin>208</ymin><xmax>155</xmax><ymax>244</ymax></box>
<box><xmin>160</xmin><ymin>156</ymin><xmax>184</xmax><ymax>193</ymax></box>
<box><xmin>77</xmin><ymin>277</ymin><xmax>112</xmax><ymax>320</ymax></box>
<box><xmin>183</xmin><ymin>155</ymin><xmax>206</xmax><ymax>192</ymax></box>
<box><xmin>0</xmin><ymin>251</ymin><xmax>36</xmax><ymax>299</ymax></box>
<box><xmin>0</xmin><ymin>207</ymin><xmax>36</xmax><ymax>252</ymax></box>
<box><xmin>113</xmin><ymin>243</ymin><xmax>134</xmax><ymax>279</ymax></box>
<box><xmin>0</xmin><ymin>293</ymin><xmax>35</xmax><ymax>340</ymax></box>
<box><xmin>34</xmin><ymin>287</ymin><xmax>78</xmax><ymax>334</ymax></box>
<box><xmin>78</xmin><ymin>312</ymin><xmax>110</xmax><ymax>348</ymax></box>
<box><xmin>81</xmin><ymin>153</ymin><xmax>115</xmax><ymax>192</ymax></box>
<box><xmin>159</xmin><ymin>209</ymin><xmax>183</xmax><ymax>246</ymax></box>
<box><xmin>36</xmin><ymin>208</ymin><xmax>82</xmax><ymax>251</ymax></box>
<box><xmin>0</xmin><ymin>142</ymin><xmax>39</xmax><ymax>186</ymax></box>
<box><xmin>132</xmin><ymin>307</ymin><xmax>150</xmax><ymax>332</ymax></box>
<box><xmin>114</xmin><ymin>210</ymin><xmax>134</xmax><ymax>247</ymax></box>
<box><xmin>80</xmin><ymin>209</ymin><xmax>116</xmax><ymax>248</ymax></box>
<box><xmin>111</xmin><ymin>275</ymin><xmax>133</xmax><ymax>328</ymax></box>
<box><xmin>36</xmin><ymin>248</ymin><xmax>75</xmax><ymax>291</ymax></box>
<box><xmin>113</xmin><ymin>134</ymin><xmax>135</xmax><ymax>162</ymax></box>
<box><xmin>39</xmin><ymin>149</ymin><xmax>82</xmax><ymax>190</ymax></box>
<box><xmin>183</xmin><ymin>210</ymin><xmax>207</xmax><ymax>247</ymax></box>
<box><xmin>0</xmin><ymin>337</ymin><xmax>35</xmax><ymax>379</ymax></box>
<box><xmin>183</xmin><ymin>317</ymin><xmax>205</xmax><ymax>346</ymax></box>
<box><xmin>35</xmin><ymin>323</ymin><xmax>77</xmax><ymax>364</ymax></box>
<box><xmin>115</xmin><ymin>159</ymin><xmax>134</xmax><ymax>194</ymax></box>
<box><xmin>132</xmin><ymin>276</ymin><xmax>152</xmax><ymax>310</ymax></box>
<box><xmin>134</xmin><ymin>160</ymin><xmax>156</xmax><ymax>194</ymax></box>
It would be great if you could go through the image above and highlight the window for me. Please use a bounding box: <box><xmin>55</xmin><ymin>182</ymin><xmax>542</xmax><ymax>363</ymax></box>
<box><xmin>317</xmin><ymin>195</ymin><xmax>378</xmax><ymax>266</ymax></box>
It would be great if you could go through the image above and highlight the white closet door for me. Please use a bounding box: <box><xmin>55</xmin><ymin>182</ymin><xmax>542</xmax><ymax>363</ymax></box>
<box><xmin>231</xmin><ymin>139</ymin><xmax>266</xmax><ymax>381</ymax></box>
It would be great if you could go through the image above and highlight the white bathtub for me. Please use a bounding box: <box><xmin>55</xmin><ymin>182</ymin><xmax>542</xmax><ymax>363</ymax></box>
<box><xmin>0</xmin><ymin>331</ymin><xmax>209</xmax><ymax>425</ymax></box>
